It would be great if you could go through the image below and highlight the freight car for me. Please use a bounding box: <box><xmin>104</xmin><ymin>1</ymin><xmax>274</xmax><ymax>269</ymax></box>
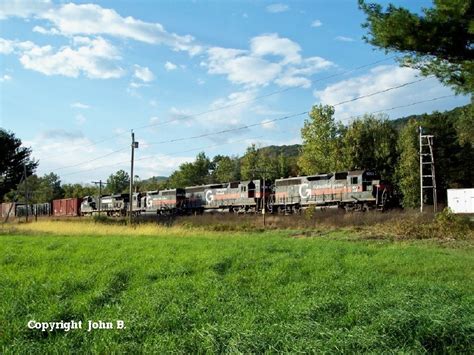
<box><xmin>53</xmin><ymin>198</ymin><xmax>81</xmax><ymax>216</ymax></box>
<box><xmin>273</xmin><ymin>169</ymin><xmax>390</xmax><ymax>213</ymax></box>
<box><xmin>16</xmin><ymin>202</ymin><xmax>51</xmax><ymax>217</ymax></box>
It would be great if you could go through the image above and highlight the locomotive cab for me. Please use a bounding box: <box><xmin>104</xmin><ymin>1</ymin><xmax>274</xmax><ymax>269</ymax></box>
<box><xmin>361</xmin><ymin>170</ymin><xmax>380</xmax><ymax>191</ymax></box>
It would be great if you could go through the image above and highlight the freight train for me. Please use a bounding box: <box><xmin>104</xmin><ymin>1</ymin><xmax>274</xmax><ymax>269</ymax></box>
<box><xmin>0</xmin><ymin>169</ymin><xmax>392</xmax><ymax>219</ymax></box>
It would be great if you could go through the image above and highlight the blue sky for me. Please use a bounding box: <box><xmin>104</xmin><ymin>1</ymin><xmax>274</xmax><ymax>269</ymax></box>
<box><xmin>0</xmin><ymin>0</ymin><xmax>469</xmax><ymax>183</ymax></box>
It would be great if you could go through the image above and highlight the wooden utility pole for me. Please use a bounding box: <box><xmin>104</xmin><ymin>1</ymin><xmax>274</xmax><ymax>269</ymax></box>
<box><xmin>262</xmin><ymin>174</ymin><xmax>266</xmax><ymax>227</ymax></box>
<box><xmin>24</xmin><ymin>164</ymin><xmax>29</xmax><ymax>222</ymax></box>
<box><xmin>129</xmin><ymin>131</ymin><xmax>138</xmax><ymax>224</ymax></box>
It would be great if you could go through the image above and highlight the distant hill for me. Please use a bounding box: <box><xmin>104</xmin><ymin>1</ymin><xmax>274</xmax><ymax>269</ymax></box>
<box><xmin>389</xmin><ymin>104</ymin><xmax>470</xmax><ymax>131</ymax></box>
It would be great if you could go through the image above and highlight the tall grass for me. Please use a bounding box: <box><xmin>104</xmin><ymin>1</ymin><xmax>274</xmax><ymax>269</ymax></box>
<box><xmin>0</xmin><ymin>227</ymin><xmax>473</xmax><ymax>353</ymax></box>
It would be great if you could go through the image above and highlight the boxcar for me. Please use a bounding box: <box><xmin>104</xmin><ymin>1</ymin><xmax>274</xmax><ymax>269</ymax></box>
<box><xmin>53</xmin><ymin>198</ymin><xmax>81</xmax><ymax>216</ymax></box>
<box><xmin>0</xmin><ymin>202</ymin><xmax>16</xmax><ymax>219</ymax></box>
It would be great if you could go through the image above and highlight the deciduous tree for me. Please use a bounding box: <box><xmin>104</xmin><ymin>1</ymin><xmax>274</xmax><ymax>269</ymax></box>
<box><xmin>106</xmin><ymin>170</ymin><xmax>130</xmax><ymax>194</ymax></box>
<box><xmin>395</xmin><ymin>119</ymin><xmax>420</xmax><ymax>208</ymax></box>
<box><xmin>298</xmin><ymin>105</ymin><xmax>345</xmax><ymax>175</ymax></box>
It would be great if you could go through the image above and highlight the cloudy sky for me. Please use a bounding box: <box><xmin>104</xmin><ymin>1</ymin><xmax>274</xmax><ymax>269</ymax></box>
<box><xmin>0</xmin><ymin>0</ymin><xmax>469</xmax><ymax>183</ymax></box>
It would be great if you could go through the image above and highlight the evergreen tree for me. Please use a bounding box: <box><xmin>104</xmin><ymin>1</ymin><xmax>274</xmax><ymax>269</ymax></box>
<box><xmin>0</xmin><ymin>129</ymin><xmax>38</xmax><ymax>202</ymax></box>
<box><xmin>359</xmin><ymin>0</ymin><xmax>474</xmax><ymax>94</ymax></box>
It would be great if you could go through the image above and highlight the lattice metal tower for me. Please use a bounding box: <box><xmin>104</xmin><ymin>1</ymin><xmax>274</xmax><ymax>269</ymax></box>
<box><xmin>419</xmin><ymin>127</ymin><xmax>437</xmax><ymax>213</ymax></box>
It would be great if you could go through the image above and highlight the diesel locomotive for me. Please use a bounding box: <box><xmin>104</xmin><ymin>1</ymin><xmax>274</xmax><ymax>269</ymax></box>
<box><xmin>1</xmin><ymin>169</ymin><xmax>393</xmax><ymax>219</ymax></box>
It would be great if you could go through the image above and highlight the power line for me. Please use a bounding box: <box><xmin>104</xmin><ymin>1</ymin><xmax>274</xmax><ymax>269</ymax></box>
<box><xmin>60</xmin><ymin>136</ymin><xmax>263</xmax><ymax>177</ymax></box>
<box><xmin>144</xmin><ymin>76</ymin><xmax>430</xmax><ymax>147</ymax></box>
<box><xmin>51</xmin><ymin>147</ymin><xmax>129</xmax><ymax>172</ymax></box>
<box><xmin>135</xmin><ymin>55</ymin><xmax>399</xmax><ymax>130</ymax></box>
<box><xmin>59</xmin><ymin>76</ymin><xmax>433</xmax><ymax>175</ymax></box>
<box><xmin>39</xmin><ymin>131</ymin><xmax>129</xmax><ymax>161</ymax></box>
<box><xmin>35</xmin><ymin>55</ymin><xmax>398</xmax><ymax>161</ymax></box>
<box><xmin>59</xmin><ymin>91</ymin><xmax>452</xmax><ymax>179</ymax></box>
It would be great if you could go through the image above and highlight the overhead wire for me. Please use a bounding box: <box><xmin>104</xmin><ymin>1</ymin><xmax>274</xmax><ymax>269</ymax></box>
<box><xmin>60</xmin><ymin>90</ymin><xmax>452</xmax><ymax>178</ymax></box>
<box><xmin>144</xmin><ymin>76</ymin><xmax>431</xmax><ymax>147</ymax></box>
<box><xmin>36</xmin><ymin>55</ymin><xmax>398</xmax><ymax>161</ymax></box>
<box><xmin>60</xmin><ymin>136</ymin><xmax>263</xmax><ymax>177</ymax></box>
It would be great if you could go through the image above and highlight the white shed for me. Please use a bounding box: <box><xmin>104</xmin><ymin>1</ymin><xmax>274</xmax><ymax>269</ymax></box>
<box><xmin>447</xmin><ymin>188</ymin><xmax>474</xmax><ymax>214</ymax></box>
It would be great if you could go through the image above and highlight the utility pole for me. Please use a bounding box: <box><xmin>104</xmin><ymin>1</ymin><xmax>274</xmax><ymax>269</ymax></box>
<box><xmin>92</xmin><ymin>180</ymin><xmax>104</xmax><ymax>215</ymax></box>
<box><xmin>129</xmin><ymin>130</ymin><xmax>138</xmax><ymax>224</ymax></box>
<box><xmin>262</xmin><ymin>174</ymin><xmax>266</xmax><ymax>227</ymax></box>
<box><xmin>24</xmin><ymin>164</ymin><xmax>29</xmax><ymax>222</ymax></box>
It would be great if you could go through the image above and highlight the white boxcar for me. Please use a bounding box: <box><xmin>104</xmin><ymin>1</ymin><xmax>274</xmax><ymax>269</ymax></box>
<box><xmin>447</xmin><ymin>188</ymin><xmax>474</xmax><ymax>214</ymax></box>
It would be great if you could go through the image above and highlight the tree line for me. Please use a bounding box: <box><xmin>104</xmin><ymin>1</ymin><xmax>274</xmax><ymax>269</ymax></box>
<box><xmin>0</xmin><ymin>101</ymin><xmax>472</xmax><ymax>208</ymax></box>
<box><xmin>0</xmin><ymin>1</ymin><xmax>471</xmax><ymax>209</ymax></box>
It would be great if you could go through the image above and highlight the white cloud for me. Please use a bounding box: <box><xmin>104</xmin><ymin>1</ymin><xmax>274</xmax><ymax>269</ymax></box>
<box><xmin>204</xmin><ymin>34</ymin><xmax>334</xmax><ymax>88</ymax></box>
<box><xmin>75</xmin><ymin>113</ymin><xmax>86</xmax><ymax>125</ymax></box>
<box><xmin>266</xmin><ymin>3</ymin><xmax>289</xmax><ymax>13</ymax></box>
<box><xmin>335</xmin><ymin>36</ymin><xmax>355</xmax><ymax>42</ymax></box>
<box><xmin>164</xmin><ymin>61</ymin><xmax>177</xmax><ymax>71</ymax></box>
<box><xmin>0</xmin><ymin>74</ymin><xmax>12</xmax><ymax>82</ymax></box>
<box><xmin>133</xmin><ymin>65</ymin><xmax>154</xmax><ymax>82</ymax></box>
<box><xmin>71</xmin><ymin>102</ymin><xmax>90</xmax><ymax>109</ymax></box>
<box><xmin>27</xmin><ymin>130</ymin><xmax>191</xmax><ymax>183</ymax></box>
<box><xmin>311</xmin><ymin>20</ymin><xmax>322</xmax><ymax>28</ymax></box>
<box><xmin>314</xmin><ymin>65</ymin><xmax>461</xmax><ymax>121</ymax></box>
<box><xmin>32</xmin><ymin>25</ymin><xmax>60</xmax><ymax>35</ymax></box>
<box><xmin>5</xmin><ymin>2</ymin><xmax>202</xmax><ymax>56</ymax></box>
<box><xmin>197</xmin><ymin>78</ymin><xmax>205</xmax><ymax>85</ymax></box>
<box><xmin>206</xmin><ymin>46</ymin><xmax>281</xmax><ymax>87</ymax></box>
<box><xmin>250</xmin><ymin>33</ymin><xmax>301</xmax><ymax>65</ymax></box>
<box><xmin>0</xmin><ymin>38</ymin><xmax>15</xmax><ymax>54</ymax></box>
<box><xmin>3</xmin><ymin>36</ymin><xmax>125</xmax><ymax>79</ymax></box>
<box><xmin>0</xmin><ymin>0</ymin><xmax>52</xmax><ymax>20</ymax></box>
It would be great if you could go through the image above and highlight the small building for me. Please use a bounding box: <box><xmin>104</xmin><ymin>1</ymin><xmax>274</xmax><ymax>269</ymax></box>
<box><xmin>447</xmin><ymin>189</ymin><xmax>474</xmax><ymax>214</ymax></box>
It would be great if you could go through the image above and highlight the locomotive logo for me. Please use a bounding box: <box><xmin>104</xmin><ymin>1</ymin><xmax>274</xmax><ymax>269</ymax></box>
<box><xmin>299</xmin><ymin>183</ymin><xmax>311</xmax><ymax>199</ymax></box>
<box><xmin>205</xmin><ymin>190</ymin><xmax>214</xmax><ymax>203</ymax></box>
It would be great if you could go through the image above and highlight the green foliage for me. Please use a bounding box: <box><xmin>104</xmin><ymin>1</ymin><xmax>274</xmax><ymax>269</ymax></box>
<box><xmin>454</xmin><ymin>100</ymin><xmax>474</xmax><ymax>146</ymax></box>
<box><xmin>395</xmin><ymin>119</ymin><xmax>420</xmax><ymax>208</ymax></box>
<box><xmin>0</xmin><ymin>129</ymin><xmax>38</xmax><ymax>202</ymax></box>
<box><xmin>240</xmin><ymin>145</ymin><xmax>295</xmax><ymax>181</ymax></box>
<box><xmin>434</xmin><ymin>208</ymin><xmax>471</xmax><ymax>239</ymax></box>
<box><xmin>359</xmin><ymin>0</ymin><xmax>474</xmax><ymax>94</ymax></box>
<box><xmin>212</xmin><ymin>155</ymin><xmax>241</xmax><ymax>183</ymax></box>
<box><xmin>342</xmin><ymin>114</ymin><xmax>398</xmax><ymax>178</ymax></box>
<box><xmin>240</xmin><ymin>144</ymin><xmax>260</xmax><ymax>180</ymax></box>
<box><xmin>62</xmin><ymin>183</ymin><xmax>98</xmax><ymax>198</ymax></box>
<box><xmin>106</xmin><ymin>169</ymin><xmax>130</xmax><ymax>194</ymax></box>
<box><xmin>298</xmin><ymin>105</ymin><xmax>345</xmax><ymax>175</ymax></box>
<box><xmin>168</xmin><ymin>152</ymin><xmax>211</xmax><ymax>188</ymax></box>
<box><xmin>5</xmin><ymin>172</ymin><xmax>63</xmax><ymax>203</ymax></box>
<box><xmin>1</xmin><ymin>229</ymin><xmax>473</xmax><ymax>352</ymax></box>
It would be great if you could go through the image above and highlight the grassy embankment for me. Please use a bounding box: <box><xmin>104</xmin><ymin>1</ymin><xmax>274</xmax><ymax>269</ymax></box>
<box><xmin>0</xmin><ymin>220</ymin><xmax>473</xmax><ymax>353</ymax></box>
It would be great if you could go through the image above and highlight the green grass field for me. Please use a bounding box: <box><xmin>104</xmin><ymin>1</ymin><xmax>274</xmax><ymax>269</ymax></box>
<box><xmin>1</xmin><ymin>222</ymin><xmax>473</xmax><ymax>353</ymax></box>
